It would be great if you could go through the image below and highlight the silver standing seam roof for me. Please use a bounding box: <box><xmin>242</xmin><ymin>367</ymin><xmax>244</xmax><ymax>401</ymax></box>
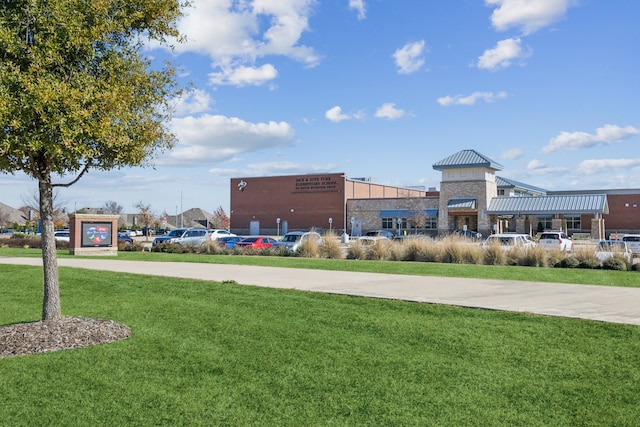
<box><xmin>432</xmin><ymin>149</ymin><xmax>504</xmax><ymax>171</ymax></box>
<box><xmin>487</xmin><ymin>194</ymin><xmax>609</xmax><ymax>215</ymax></box>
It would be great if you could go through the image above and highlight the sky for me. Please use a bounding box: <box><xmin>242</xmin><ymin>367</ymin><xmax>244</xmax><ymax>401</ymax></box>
<box><xmin>2</xmin><ymin>0</ymin><xmax>639</xmax><ymax>218</ymax></box>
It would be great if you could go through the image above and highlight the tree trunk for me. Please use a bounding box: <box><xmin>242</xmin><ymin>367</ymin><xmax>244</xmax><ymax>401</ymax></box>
<box><xmin>39</xmin><ymin>173</ymin><xmax>61</xmax><ymax>320</ymax></box>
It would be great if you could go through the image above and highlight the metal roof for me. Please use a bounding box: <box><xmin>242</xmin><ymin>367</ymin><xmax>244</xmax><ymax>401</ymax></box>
<box><xmin>487</xmin><ymin>194</ymin><xmax>609</xmax><ymax>215</ymax></box>
<box><xmin>495</xmin><ymin>176</ymin><xmax>547</xmax><ymax>195</ymax></box>
<box><xmin>447</xmin><ymin>198</ymin><xmax>476</xmax><ymax>209</ymax></box>
<box><xmin>379</xmin><ymin>209</ymin><xmax>438</xmax><ymax>218</ymax></box>
<box><xmin>432</xmin><ymin>149</ymin><xmax>504</xmax><ymax>171</ymax></box>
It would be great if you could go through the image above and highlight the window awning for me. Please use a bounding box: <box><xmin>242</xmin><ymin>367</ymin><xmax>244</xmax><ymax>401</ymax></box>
<box><xmin>447</xmin><ymin>198</ymin><xmax>476</xmax><ymax>209</ymax></box>
<box><xmin>379</xmin><ymin>209</ymin><xmax>438</xmax><ymax>218</ymax></box>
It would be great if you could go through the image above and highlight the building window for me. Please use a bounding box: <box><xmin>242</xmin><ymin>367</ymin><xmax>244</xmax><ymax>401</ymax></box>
<box><xmin>424</xmin><ymin>217</ymin><xmax>437</xmax><ymax>229</ymax></box>
<box><xmin>537</xmin><ymin>216</ymin><xmax>552</xmax><ymax>231</ymax></box>
<box><xmin>382</xmin><ymin>218</ymin><xmax>394</xmax><ymax>229</ymax></box>
<box><xmin>565</xmin><ymin>215</ymin><xmax>581</xmax><ymax>230</ymax></box>
<box><xmin>497</xmin><ymin>189</ymin><xmax>505</xmax><ymax>196</ymax></box>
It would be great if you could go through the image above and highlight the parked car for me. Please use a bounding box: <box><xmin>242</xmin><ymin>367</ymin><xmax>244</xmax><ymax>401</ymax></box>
<box><xmin>538</xmin><ymin>231</ymin><xmax>573</xmax><ymax>251</ymax></box>
<box><xmin>207</xmin><ymin>229</ymin><xmax>237</xmax><ymax>241</ymax></box>
<box><xmin>236</xmin><ymin>236</ymin><xmax>278</xmax><ymax>249</ymax></box>
<box><xmin>54</xmin><ymin>230</ymin><xmax>70</xmax><ymax>242</ymax></box>
<box><xmin>484</xmin><ymin>233</ymin><xmax>536</xmax><ymax>250</ymax></box>
<box><xmin>595</xmin><ymin>240</ymin><xmax>633</xmax><ymax>264</ymax></box>
<box><xmin>453</xmin><ymin>229</ymin><xmax>482</xmax><ymax>240</ymax></box>
<box><xmin>117</xmin><ymin>234</ymin><xmax>134</xmax><ymax>245</ymax></box>
<box><xmin>217</xmin><ymin>235</ymin><xmax>245</xmax><ymax>248</ymax></box>
<box><xmin>169</xmin><ymin>228</ymin><xmax>210</xmax><ymax>247</ymax></box>
<box><xmin>152</xmin><ymin>228</ymin><xmax>188</xmax><ymax>246</ymax></box>
<box><xmin>621</xmin><ymin>234</ymin><xmax>640</xmax><ymax>256</ymax></box>
<box><xmin>273</xmin><ymin>231</ymin><xmax>322</xmax><ymax>251</ymax></box>
<box><xmin>365</xmin><ymin>229</ymin><xmax>395</xmax><ymax>239</ymax></box>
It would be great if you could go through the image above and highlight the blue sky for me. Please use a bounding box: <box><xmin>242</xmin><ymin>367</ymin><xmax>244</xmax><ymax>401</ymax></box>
<box><xmin>2</xmin><ymin>0</ymin><xmax>639</xmax><ymax>217</ymax></box>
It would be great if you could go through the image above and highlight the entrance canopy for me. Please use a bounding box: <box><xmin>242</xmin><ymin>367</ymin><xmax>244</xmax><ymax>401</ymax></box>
<box><xmin>447</xmin><ymin>198</ymin><xmax>476</xmax><ymax>210</ymax></box>
<box><xmin>487</xmin><ymin>194</ymin><xmax>609</xmax><ymax>215</ymax></box>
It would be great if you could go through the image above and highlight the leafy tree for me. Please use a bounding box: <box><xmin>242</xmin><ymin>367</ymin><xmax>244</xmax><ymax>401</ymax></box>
<box><xmin>133</xmin><ymin>201</ymin><xmax>155</xmax><ymax>240</ymax></box>
<box><xmin>102</xmin><ymin>200</ymin><xmax>124</xmax><ymax>215</ymax></box>
<box><xmin>211</xmin><ymin>206</ymin><xmax>231</xmax><ymax>230</ymax></box>
<box><xmin>0</xmin><ymin>1</ymin><xmax>186</xmax><ymax>320</ymax></box>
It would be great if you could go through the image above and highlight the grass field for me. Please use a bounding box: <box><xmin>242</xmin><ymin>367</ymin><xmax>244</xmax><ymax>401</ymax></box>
<box><xmin>1</xmin><ymin>258</ymin><xmax>640</xmax><ymax>426</ymax></box>
<box><xmin>1</xmin><ymin>247</ymin><xmax>639</xmax><ymax>287</ymax></box>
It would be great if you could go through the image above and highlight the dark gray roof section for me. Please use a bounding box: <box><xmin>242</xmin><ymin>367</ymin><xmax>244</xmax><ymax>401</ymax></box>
<box><xmin>488</xmin><ymin>195</ymin><xmax>609</xmax><ymax>215</ymax></box>
<box><xmin>433</xmin><ymin>149</ymin><xmax>504</xmax><ymax>171</ymax></box>
<box><xmin>496</xmin><ymin>176</ymin><xmax>547</xmax><ymax>195</ymax></box>
<box><xmin>447</xmin><ymin>198</ymin><xmax>477</xmax><ymax>209</ymax></box>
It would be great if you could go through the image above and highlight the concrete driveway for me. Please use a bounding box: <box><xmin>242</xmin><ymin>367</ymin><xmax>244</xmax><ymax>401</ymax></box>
<box><xmin>2</xmin><ymin>256</ymin><xmax>640</xmax><ymax>326</ymax></box>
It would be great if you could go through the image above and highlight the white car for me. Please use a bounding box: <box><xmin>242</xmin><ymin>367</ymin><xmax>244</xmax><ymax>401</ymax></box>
<box><xmin>54</xmin><ymin>230</ymin><xmax>70</xmax><ymax>242</ymax></box>
<box><xmin>621</xmin><ymin>234</ymin><xmax>640</xmax><ymax>256</ymax></box>
<box><xmin>207</xmin><ymin>229</ymin><xmax>236</xmax><ymax>241</ymax></box>
<box><xmin>595</xmin><ymin>240</ymin><xmax>633</xmax><ymax>264</ymax></box>
<box><xmin>537</xmin><ymin>231</ymin><xmax>573</xmax><ymax>252</ymax></box>
<box><xmin>484</xmin><ymin>233</ymin><xmax>536</xmax><ymax>250</ymax></box>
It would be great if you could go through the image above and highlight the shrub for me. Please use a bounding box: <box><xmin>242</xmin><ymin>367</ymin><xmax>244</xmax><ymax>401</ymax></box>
<box><xmin>346</xmin><ymin>241</ymin><xmax>366</xmax><ymax>260</ymax></box>
<box><xmin>578</xmin><ymin>258</ymin><xmax>601</xmax><ymax>269</ymax></box>
<box><xmin>573</xmin><ymin>246</ymin><xmax>600</xmax><ymax>269</ymax></box>
<box><xmin>365</xmin><ymin>239</ymin><xmax>393</xmax><ymax>261</ymax></box>
<box><xmin>200</xmin><ymin>241</ymin><xmax>223</xmax><ymax>255</ymax></box>
<box><xmin>517</xmin><ymin>246</ymin><xmax>547</xmax><ymax>267</ymax></box>
<box><xmin>387</xmin><ymin>241</ymin><xmax>406</xmax><ymax>261</ymax></box>
<box><xmin>560</xmin><ymin>257</ymin><xmax>580</xmax><ymax>268</ymax></box>
<box><xmin>483</xmin><ymin>242</ymin><xmax>506</xmax><ymax>266</ymax></box>
<box><xmin>320</xmin><ymin>233</ymin><xmax>344</xmax><ymax>259</ymax></box>
<box><xmin>298</xmin><ymin>236</ymin><xmax>320</xmax><ymax>258</ymax></box>
<box><xmin>602</xmin><ymin>257</ymin><xmax>628</xmax><ymax>271</ymax></box>
<box><xmin>440</xmin><ymin>237</ymin><xmax>466</xmax><ymax>264</ymax></box>
<box><xmin>631</xmin><ymin>262</ymin><xmax>640</xmax><ymax>272</ymax></box>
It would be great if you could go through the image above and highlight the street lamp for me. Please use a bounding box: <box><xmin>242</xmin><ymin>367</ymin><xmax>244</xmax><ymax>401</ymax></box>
<box><xmin>329</xmin><ymin>217</ymin><xmax>332</xmax><ymax>234</ymax></box>
<box><xmin>276</xmin><ymin>217</ymin><xmax>281</xmax><ymax>236</ymax></box>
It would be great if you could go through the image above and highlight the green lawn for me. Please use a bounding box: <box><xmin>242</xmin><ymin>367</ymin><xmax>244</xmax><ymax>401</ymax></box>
<box><xmin>1</xmin><ymin>247</ymin><xmax>639</xmax><ymax>287</ymax></box>
<box><xmin>1</xmin><ymin>264</ymin><xmax>640</xmax><ymax>426</ymax></box>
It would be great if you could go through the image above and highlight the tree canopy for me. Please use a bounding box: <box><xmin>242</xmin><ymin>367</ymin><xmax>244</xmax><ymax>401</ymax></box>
<box><xmin>0</xmin><ymin>0</ymin><xmax>185</xmax><ymax>179</ymax></box>
<box><xmin>0</xmin><ymin>0</ymin><xmax>187</xmax><ymax>320</ymax></box>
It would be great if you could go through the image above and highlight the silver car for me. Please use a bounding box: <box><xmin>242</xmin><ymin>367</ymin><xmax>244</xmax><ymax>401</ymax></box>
<box><xmin>273</xmin><ymin>231</ymin><xmax>322</xmax><ymax>251</ymax></box>
<box><xmin>170</xmin><ymin>228</ymin><xmax>210</xmax><ymax>247</ymax></box>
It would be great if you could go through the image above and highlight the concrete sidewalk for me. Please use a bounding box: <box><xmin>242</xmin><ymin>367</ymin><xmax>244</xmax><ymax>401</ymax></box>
<box><xmin>2</xmin><ymin>256</ymin><xmax>640</xmax><ymax>326</ymax></box>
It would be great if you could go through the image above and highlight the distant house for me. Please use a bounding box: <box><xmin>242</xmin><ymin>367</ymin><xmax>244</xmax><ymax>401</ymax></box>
<box><xmin>0</xmin><ymin>202</ymin><xmax>27</xmax><ymax>228</ymax></box>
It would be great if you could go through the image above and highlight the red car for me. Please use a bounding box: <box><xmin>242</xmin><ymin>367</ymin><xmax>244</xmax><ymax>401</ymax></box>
<box><xmin>235</xmin><ymin>236</ymin><xmax>278</xmax><ymax>249</ymax></box>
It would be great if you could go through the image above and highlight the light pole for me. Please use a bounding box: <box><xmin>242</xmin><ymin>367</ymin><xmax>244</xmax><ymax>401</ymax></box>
<box><xmin>329</xmin><ymin>217</ymin><xmax>332</xmax><ymax>234</ymax></box>
<box><xmin>276</xmin><ymin>217</ymin><xmax>281</xmax><ymax>236</ymax></box>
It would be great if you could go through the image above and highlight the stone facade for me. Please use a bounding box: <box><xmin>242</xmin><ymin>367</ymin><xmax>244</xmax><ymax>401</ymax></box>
<box><xmin>437</xmin><ymin>168</ymin><xmax>497</xmax><ymax>237</ymax></box>
<box><xmin>347</xmin><ymin>197</ymin><xmax>440</xmax><ymax>234</ymax></box>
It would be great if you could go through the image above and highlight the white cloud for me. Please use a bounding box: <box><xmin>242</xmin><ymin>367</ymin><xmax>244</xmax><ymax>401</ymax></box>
<box><xmin>392</xmin><ymin>40</ymin><xmax>427</xmax><ymax>74</ymax></box>
<box><xmin>375</xmin><ymin>103</ymin><xmax>405</xmax><ymax>120</ymax></box>
<box><xmin>577</xmin><ymin>158</ymin><xmax>640</xmax><ymax>175</ymax></box>
<box><xmin>543</xmin><ymin>124</ymin><xmax>640</xmax><ymax>153</ymax></box>
<box><xmin>325</xmin><ymin>106</ymin><xmax>365</xmax><ymax>122</ymax></box>
<box><xmin>507</xmin><ymin>159</ymin><xmax>568</xmax><ymax>176</ymax></box>
<box><xmin>173</xmin><ymin>89</ymin><xmax>213</xmax><ymax>116</ymax></box>
<box><xmin>163</xmin><ymin>0</ymin><xmax>319</xmax><ymax>87</ymax></box>
<box><xmin>209</xmin><ymin>64</ymin><xmax>278</xmax><ymax>86</ymax></box>
<box><xmin>486</xmin><ymin>0</ymin><xmax>578</xmax><ymax>35</ymax></box>
<box><xmin>437</xmin><ymin>91</ymin><xmax>507</xmax><ymax>106</ymax></box>
<box><xmin>349</xmin><ymin>0</ymin><xmax>367</xmax><ymax>20</ymax></box>
<box><xmin>166</xmin><ymin>114</ymin><xmax>296</xmax><ymax>165</ymax></box>
<box><xmin>477</xmin><ymin>38</ymin><xmax>530</xmax><ymax>71</ymax></box>
<box><xmin>499</xmin><ymin>147</ymin><xmax>525</xmax><ymax>160</ymax></box>
<box><xmin>209</xmin><ymin>161</ymin><xmax>337</xmax><ymax>177</ymax></box>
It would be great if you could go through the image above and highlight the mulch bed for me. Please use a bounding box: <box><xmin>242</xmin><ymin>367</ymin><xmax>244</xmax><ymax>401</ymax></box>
<box><xmin>0</xmin><ymin>316</ymin><xmax>131</xmax><ymax>359</ymax></box>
